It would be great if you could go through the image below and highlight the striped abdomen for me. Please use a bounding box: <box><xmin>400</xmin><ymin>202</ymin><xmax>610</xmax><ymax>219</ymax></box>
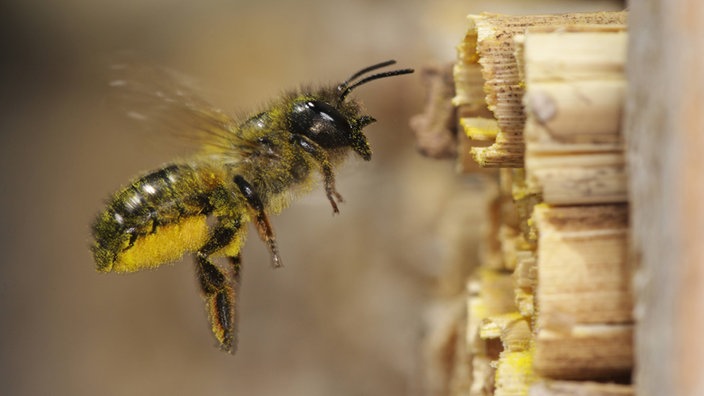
<box><xmin>91</xmin><ymin>163</ymin><xmax>240</xmax><ymax>273</ymax></box>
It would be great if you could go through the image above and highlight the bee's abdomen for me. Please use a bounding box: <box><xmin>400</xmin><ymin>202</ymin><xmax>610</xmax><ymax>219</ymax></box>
<box><xmin>113</xmin><ymin>164</ymin><xmax>211</xmax><ymax>226</ymax></box>
<box><xmin>92</xmin><ymin>164</ymin><xmax>218</xmax><ymax>273</ymax></box>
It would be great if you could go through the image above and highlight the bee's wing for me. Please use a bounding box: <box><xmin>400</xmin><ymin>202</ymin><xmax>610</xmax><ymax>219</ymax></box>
<box><xmin>106</xmin><ymin>58</ymin><xmax>255</xmax><ymax>155</ymax></box>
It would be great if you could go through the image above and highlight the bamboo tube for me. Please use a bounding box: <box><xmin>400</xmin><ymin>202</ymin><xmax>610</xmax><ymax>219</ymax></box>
<box><xmin>455</xmin><ymin>11</ymin><xmax>627</xmax><ymax>167</ymax></box>
<box><xmin>470</xmin><ymin>355</ymin><xmax>496</xmax><ymax>396</ymax></box>
<box><xmin>532</xmin><ymin>204</ymin><xmax>633</xmax><ymax>380</ymax></box>
<box><xmin>524</xmin><ymin>79</ymin><xmax>625</xmax><ymax>150</ymax></box>
<box><xmin>510</xmin><ymin>169</ymin><xmax>540</xmax><ymax>246</ymax></box>
<box><xmin>534</xmin><ymin>204</ymin><xmax>632</xmax><ymax>325</ymax></box>
<box><xmin>495</xmin><ymin>350</ymin><xmax>535</xmax><ymax>396</ymax></box>
<box><xmin>525</xmin><ymin>153</ymin><xmax>626</xmax><ymax>205</ymax></box>
<box><xmin>513</xmin><ymin>254</ymin><xmax>536</xmax><ymax>318</ymax></box>
<box><xmin>520</xmin><ymin>27</ymin><xmax>628</xmax><ymax>205</ymax></box>
<box><xmin>468</xmin><ymin>280</ymin><xmax>499</xmax><ymax>396</ymax></box>
<box><xmin>478</xmin><ymin>313</ymin><xmax>535</xmax><ymax>396</ymax></box>
<box><xmin>534</xmin><ymin>324</ymin><xmax>633</xmax><ymax>380</ymax></box>
<box><xmin>467</xmin><ymin>270</ymin><xmax>524</xmax><ymax>395</ymax></box>
<box><xmin>480</xmin><ymin>313</ymin><xmax>532</xmax><ymax>353</ymax></box>
<box><xmin>479</xmin><ymin>268</ymin><xmax>518</xmax><ymax>317</ymax></box>
<box><xmin>410</xmin><ymin>63</ymin><xmax>458</xmax><ymax>159</ymax></box>
<box><xmin>458</xmin><ymin>117</ymin><xmax>500</xmax><ymax>173</ymax></box>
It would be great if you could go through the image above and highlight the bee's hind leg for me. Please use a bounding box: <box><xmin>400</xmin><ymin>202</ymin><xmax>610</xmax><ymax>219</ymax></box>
<box><xmin>194</xmin><ymin>218</ymin><xmax>242</xmax><ymax>353</ymax></box>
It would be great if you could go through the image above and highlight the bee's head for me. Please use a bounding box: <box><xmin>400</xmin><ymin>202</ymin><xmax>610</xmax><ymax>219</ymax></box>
<box><xmin>288</xmin><ymin>61</ymin><xmax>413</xmax><ymax>161</ymax></box>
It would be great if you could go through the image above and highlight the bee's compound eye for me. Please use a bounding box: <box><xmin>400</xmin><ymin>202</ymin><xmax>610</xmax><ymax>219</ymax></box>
<box><xmin>289</xmin><ymin>100</ymin><xmax>352</xmax><ymax>148</ymax></box>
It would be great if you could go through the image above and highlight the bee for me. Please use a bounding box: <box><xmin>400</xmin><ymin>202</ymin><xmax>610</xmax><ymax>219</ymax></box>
<box><xmin>91</xmin><ymin>60</ymin><xmax>413</xmax><ymax>353</ymax></box>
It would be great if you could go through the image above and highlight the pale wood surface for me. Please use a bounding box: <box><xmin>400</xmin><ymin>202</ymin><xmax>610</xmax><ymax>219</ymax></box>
<box><xmin>626</xmin><ymin>2</ymin><xmax>704</xmax><ymax>396</ymax></box>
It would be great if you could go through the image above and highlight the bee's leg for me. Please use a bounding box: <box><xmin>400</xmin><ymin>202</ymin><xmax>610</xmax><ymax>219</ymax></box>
<box><xmin>228</xmin><ymin>254</ymin><xmax>243</xmax><ymax>339</ymax></box>
<box><xmin>195</xmin><ymin>219</ymin><xmax>242</xmax><ymax>353</ymax></box>
<box><xmin>289</xmin><ymin>134</ymin><xmax>344</xmax><ymax>214</ymax></box>
<box><xmin>233</xmin><ymin>175</ymin><xmax>282</xmax><ymax>268</ymax></box>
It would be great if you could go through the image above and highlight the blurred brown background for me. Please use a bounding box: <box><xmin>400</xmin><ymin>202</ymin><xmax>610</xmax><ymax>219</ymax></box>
<box><xmin>0</xmin><ymin>1</ymin><xmax>622</xmax><ymax>395</ymax></box>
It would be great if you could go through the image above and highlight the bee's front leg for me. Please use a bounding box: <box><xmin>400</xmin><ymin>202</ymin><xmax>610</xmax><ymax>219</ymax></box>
<box><xmin>195</xmin><ymin>218</ymin><xmax>242</xmax><ymax>353</ymax></box>
<box><xmin>289</xmin><ymin>134</ymin><xmax>344</xmax><ymax>214</ymax></box>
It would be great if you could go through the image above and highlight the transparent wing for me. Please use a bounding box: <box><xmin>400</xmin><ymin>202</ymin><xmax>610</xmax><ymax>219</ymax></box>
<box><xmin>105</xmin><ymin>56</ymin><xmax>255</xmax><ymax>155</ymax></box>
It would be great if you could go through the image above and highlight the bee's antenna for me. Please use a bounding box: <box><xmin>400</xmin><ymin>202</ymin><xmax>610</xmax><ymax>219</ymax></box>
<box><xmin>339</xmin><ymin>60</ymin><xmax>398</xmax><ymax>88</ymax></box>
<box><xmin>337</xmin><ymin>62</ymin><xmax>414</xmax><ymax>103</ymax></box>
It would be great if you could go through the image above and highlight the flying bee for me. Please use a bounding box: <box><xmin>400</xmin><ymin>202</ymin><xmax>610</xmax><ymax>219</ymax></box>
<box><xmin>91</xmin><ymin>60</ymin><xmax>413</xmax><ymax>353</ymax></box>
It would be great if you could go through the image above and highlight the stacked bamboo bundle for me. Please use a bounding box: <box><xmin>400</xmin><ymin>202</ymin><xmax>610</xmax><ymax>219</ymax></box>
<box><xmin>453</xmin><ymin>12</ymin><xmax>626</xmax><ymax>168</ymax></box>
<box><xmin>521</xmin><ymin>27</ymin><xmax>633</xmax><ymax>385</ymax></box>
<box><xmin>442</xmin><ymin>11</ymin><xmax>634</xmax><ymax>396</ymax></box>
